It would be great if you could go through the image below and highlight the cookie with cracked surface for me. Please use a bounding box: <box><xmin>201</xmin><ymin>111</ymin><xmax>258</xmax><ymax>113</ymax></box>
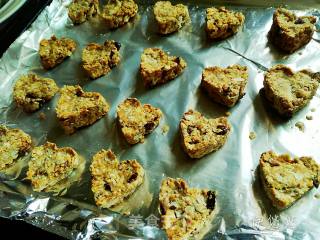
<box><xmin>68</xmin><ymin>0</ymin><xmax>99</xmax><ymax>24</ymax></box>
<box><xmin>39</xmin><ymin>35</ymin><xmax>76</xmax><ymax>69</ymax></box>
<box><xmin>201</xmin><ymin>65</ymin><xmax>248</xmax><ymax>107</ymax></box>
<box><xmin>100</xmin><ymin>0</ymin><xmax>138</xmax><ymax>29</ymax></box>
<box><xmin>263</xmin><ymin>65</ymin><xmax>319</xmax><ymax>117</ymax></box>
<box><xmin>90</xmin><ymin>149</ymin><xmax>144</xmax><ymax>208</ymax></box>
<box><xmin>153</xmin><ymin>1</ymin><xmax>190</xmax><ymax>35</ymax></box>
<box><xmin>56</xmin><ymin>85</ymin><xmax>109</xmax><ymax>134</ymax></box>
<box><xmin>13</xmin><ymin>73</ymin><xmax>59</xmax><ymax>112</ymax></box>
<box><xmin>259</xmin><ymin>151</ymin><xmax>320</xmax><ymax>209</ymax></box>
<box><xmin>0</xmin><ymin>125</ymin><xmax>32</xmax><ymax>172</ymax></box>
<box><xmin>117</xmin><ymin>98</ymin><xmax>162</xmax><ymax>144</ymax></box>
<box><xmin>205</xmin><ymin>7</ymin><xmax>245</xmax><ymax>40</ymax></box>
<box><xmin>269</xmin><ymin>8</ymin><xmax>316</xmax><ymax>53</ymax></box>
<box><xmin>82</xmin><ymin>40</ymin><xmax>121</xmax><ymax>79</ymax></box>
<box><xmin>140</xmin><ymin>48</ymin><xmax>186</xmax><ymax>88</ymax></box>
<box><xmin>26</xmin><ymin>142</ymin><xmax>81</xmax><ymax>193</ymax></box>
<box><xmin>180</xmin><ymin>110</ymin><xmax>231</xmax><ymax>158</ymax></box>
<box><xmin>159</xmin><ymin>177</ymin><xmax>217</xmax><ymax>240</ymax></box>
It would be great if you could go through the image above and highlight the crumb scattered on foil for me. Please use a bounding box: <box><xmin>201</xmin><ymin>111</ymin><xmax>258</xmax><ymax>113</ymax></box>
<box><xmin>225</xmin><ymin>112</ymin><xmax>231</xmax><ymax>117</ymax></box>
<box><xmin>295</xmin><ymin>122</ymin><xmax>305</xmax><ymax>132</ymax></box>
<box><xmin>39</xmin><ymin>112</ymin><xmax>46</xmax><ymax>120</ymax></box>
<box><xmin>311</xmin><ymin>108</ymin><xmax>316</xmax><ymax>112</ymax></box>
<box><xmin>315</xmin><ymin>193</ymin><xmax>320</xmax><ymax>199</ymax></box>
<box><xmin>249</xmin><ymin>131</ymin><xmax>256</xmax><ymax>140</ymax></box>
<box><xmin>306</xmin><ymin>115</ymin><xmax>313</xmax><ymax>120</ymax></box>
<box><xmin>161</xmin><ymin>125</ymin><xmax>169</xmax><ymax>134</ymax></box>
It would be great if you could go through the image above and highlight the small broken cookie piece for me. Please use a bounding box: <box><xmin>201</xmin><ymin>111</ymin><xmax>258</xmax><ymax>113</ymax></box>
<box><xmin>26</xmin><ymin>142</ymin><xmax>80</xmax><ymax>193</ymax></box>
<box><xmin>263</xmin><ymin>65</ymin><xmax>319</xmax><ymax>117</ymax></box>
<box><xmin>90</xmin><ymin>149</ymin><xmax>144</xmax><ymax>208</ymax></box>
<box><xmin>201</xmin><ymin>65</ymin><xmax>248</xmax><ymax>107</ymax></box>
<box><xmin>100</xmin><ymin>0</ymin><xmax>138</xmax><ymax>29</ymax></box>
<box><xmin>153</xmin><ymin>1</ymin><xmax>190</xmax><ymax>35</ymax></box>
<box><xmin>140</xmin><ymin>48</ymin><xmax>186</xmax><ymax>88</ymax></box>
<box><xmin>0</xmin><ymin>125</ymin><xmax>32</xmax><ymax>172</ymax></box>
<box><xmin>39</xmin><ymin>35</ymin><xmax>76</xmax><ymax>69</ymax></box>
<box><xmin>259</xmin><ymin>151</ymin><xmax>320</xmax><ymax>210</ymax></box>
<box><xmin>56</xmin><ymin>85</ymin><xmax>109</xmax><ymax>134</ymax></box>
<box><xmin>82</xmin><ymin>40</ymin><xmax>121</xmax><ymax>79</ymax></box>
<box><xmin>68</xmin><ymin>0</ymin><xmax>99</xmax><ymax>24</ymax></box>
<box><xmin>159</xmin><ymin>178</ymin><xmax>217</xmax><ymax>240</ymax></box>
<box><xmin>180</xmin><ymin>110</ymin><xmax>231</xmax><ymax>158</ymax></box>
<box><xmin>206</xmin><ymin>7</ymin><xmax>245</xmax><ymax>40</ymax></box>
<box><xmin>117</xmin><ymin>98</ymin><xmax>162</xmax><ymax>144</ymax></box>
<box><xmin>269</xmin><ymin>8</ymin><xmax>316</xmax><ymax>53</ymax></box>
<box><xmin>13</xmin><ymin>73</ymin><xmax>59</xmax><ymax>112</ymax></box>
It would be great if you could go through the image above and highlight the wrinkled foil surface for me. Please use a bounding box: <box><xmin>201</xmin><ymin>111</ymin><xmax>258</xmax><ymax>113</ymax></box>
<box><xmin>0</xmin><ymin>0</ymin><xmax>320</xmax><ymax>239</ymax></box>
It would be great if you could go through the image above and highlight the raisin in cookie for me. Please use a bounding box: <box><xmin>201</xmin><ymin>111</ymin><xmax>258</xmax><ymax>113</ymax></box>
<box><xmin>13</xmin><ymin>73</ymin><xmax>59</xmax><ymax>112</ymax></box>
<box><xmin>269</xmin><ymin>8</ymin><xmax>316</xmax><ymax>53</ymax></box>
<box><xmin>39</xmin><ymin>35</ymin><xmax>76</xmax><ymax>69</ymax></box>
<box><xmin>180</xmin><ymin>110</ymin><xmax>231</xmax><ymax>158</ymax></box>
<box><xmin>206</xmin><ymin>7</ymin><xmax>245</xmax><ymax>40</ymax></box>
<box><xmin>68</xmin><ymin>0</ymin><xmax>99</xmax><ymax>24</ymax></box>
<box><xmin>201</xmin><ymin>65</ymin><xmax>248</xmax><ymax>107</ymax></box>
<box><xmin>159</xmin><ymin>177</ymin><xmax>217</xmax><ymax>240</ymax></box>
<box><xmin>0</xmin><ymin>125</ymin><xmax>32</xmax><ymax>172</ymax></box>
<box><xmin>82</xmin><ymin>40</ymin><xmax>121</xmax><ymax>79</ymax></box>
<box><xmin>56</xmin><ymin>85</ymin><xmax>109</xmax><ymax>134</ymax></box>
<box><xmin>259</xmin><ymin>151</ymin><xmax>320</xmax><ymax>209</ymax></box>
<box><xmin>263</xmin><ymin>65</ymin><xmax>319</xmax><ymax>117</ymax></box>
<box><xmin>140</xmin><ymin>48</ymin><xmax>186</xmax><ymax>88</ymax></box>
<box><xmin>90</xmin><ymin>149</ymin><xmax>144</xmax><ymax>208</ymax></box>
<box><xmin>100</xmin><ymin>0</ymin><xmax>138</xmax><ymax>29</ymax></box>
<box><xmin>117</xmin><ymin>98</ymin><xmax>162</xmax><ymax>144</ymax></box>
<box><xmin>153</xmin><ymin>1</ymin><xmax>190</xmax><ymax>35</ymax></box>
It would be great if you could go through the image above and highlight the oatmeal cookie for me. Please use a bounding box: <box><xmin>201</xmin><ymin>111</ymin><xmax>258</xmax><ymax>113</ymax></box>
<box><xmin>140</xmin><ymin>48</ymin><xmax>186</xmax><ymax>88</ymax></box>
<box><xmin>259</xmin><ymin>151</ymin><xmax>320</xmax><ymax>209</ymax></box>
<box><xmin>56</xmin><ymin>85</ymin><xmax>109</xmax><ymax>134</ymax></box>
<box><xmin>13</xmin><ymin>73</ymin><xmax>59</xmax><ymax>112</ymax></box>
<box><xmin>205</xmin><ymin>7</ymin><xmax>245</xmax><ymax>40</ymax></box>
<box><xmin>0</xmin><ymin>125</ymin><xmax>32</xmax><ymax>171</ymax></box>
<box><xmin>201</xmin><ymin>65</ymin><xmax>248</xmax><ymax>107</ymax></box>
<box><xmin>100</xmin><ymin>0</ymin><xmax>138</xmax><ymax>29</ymax></box>
<box><xmin>159</xmin><ymin>177</ymin><xmax>217</xmax><ymax>240</ymax></box>
<box><xmin>68</xmin><ymin>0</ymin><xmax>99</xmax><ymax>24</ymax></box>
<box><xmin>90</xmin><ymin>149</ymin><xmax>144</xmax><ymax>208</ymax></box>
<box><xmin>153</xmin><ymin>1</ymin><xmax>190</xmax><ymax>35</ymax></box>
<box><xmin>263</xmin><ymin>65</ymin><xmax>319</xmax><ymax>117</ymax></box>
<box><xmin>269</xmin><ymin>8</ymin><xmax>316</xmax><ymax>53</ymax></box>
<box><xmin>39</xmin><ymin>35</ymin><xmax>76</xmax><ymax>69</ymax></box>
<box><xmin>180</xmin><ymin>110</ymin><xmax>231</xmax><ymax>158</ymax></box>
<box><xmin>82</xmin><ymin>40</ymin><xmax>121</xmax><ymax>79</ymax></box>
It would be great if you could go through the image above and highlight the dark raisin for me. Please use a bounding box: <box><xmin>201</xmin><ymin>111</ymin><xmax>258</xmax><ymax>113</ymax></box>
<box><xmin>313</xmin><ymin>179</ymin><xmax>319</xmax><ymax>188</ymax></box>
<box><xmin>26</xmin><ymin>93</ymin><xmax>37</xmax><ymax>99</ymax></box>
<box><xmin>169</xmin><ymin>205</ymin><xmax>176</xmax><ymax>210</ymax></box>
<box><xmin>294</xmin><ymin>18</ymin><xmax>305</xmax><ymax>24</ymax></box>
<box><xmin>187</xmin><ymin>126</ymin><xmax>193</xmax><ymax>134</ymax></box>
<box><xmin>159</xmin><ymin>203</ymin><xmax>166</xmax><ymax>215</ymax></box>
<box><xmin>127</xmin><ymin>172</ymin><xmax>138</xmax><ymax>183</ymax></box>
<box><xmin>215</xmin><ymin>125</ymin><xmax>229</xmax><ymax>135</ymax></box>
<box><xmin>104</xmin><ymin>183</ymin><xmax>111</xmax><ymax>191</ymax></box>
<box><xmin>174</xmin><ymin>57</ymin><xmax>180</xmax><ymax>64</ymax></box>
<box><xmin>312</xmin><ymin>72</ymin><xmax>320</xmax><ymax>81</ymax></box>
<box><xmin>144</xmin><ymin>122</ymin><xmax>154</xmax><ymax>132</ymax></box>
<box><xmin>206</xmin><ymin>191</ymin><xmax>216</xmax><ymax>210</ymax></box>
<box><xmin>114</xmin><ymin>41</ymin><xmax>121</xmax><ymax>50</ymax></box>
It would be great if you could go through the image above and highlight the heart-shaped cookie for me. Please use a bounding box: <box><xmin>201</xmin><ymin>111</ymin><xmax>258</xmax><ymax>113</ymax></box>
<box><xmin>263</xmin><ymin>65</ymin><xmax>319</xmax><ymax>117</ymax></box>
<box><xmin>56</xmin><ymin>85</ymin><xmax>109</xmax><ymax>134</ymax></box>
<box><xmin>140</xmin><ymin>48</ymin><xmax>186</xmax><ymax>88</ymax></box>
<box><xmin>0</xmin><ymin>125</ymin><xmax>32</xmax><ymax>172</ymax></box>
<box><xmin>117</xmin><ymin>98</ymin><xmax>162</xmax><ymax>144</ymax></box>
<box><xmin>259</xmin><ymin>151</ymin><xmax>320</xmax><ymax>209</ymax></box>
<box><xmin>269</xmin><ymin>8</ymin><xmax>316</xmax><ymax>53</ymax></box>
<box><xmin>180</xmin><ymin>110</ymin><xmax>231</xmax><ymax>158</ymax></box>
<box><xmin>26</xmin><ymin>142</ymin><xmax>81</xmax><ymax>193</ymax></box>
<box><xmin>153</xmin><ymin>1</ymin><xmax>190</xmax><ymax>34</ymax></box>
<box><xmin>90</xmin><ymin>149</ymin><xmax>144</xmax><ymax>208</ymax></box>
<box><xmin>159</xmin><ymin>178</ymin><xmax>217</xmax><ymax>240</ymax></box>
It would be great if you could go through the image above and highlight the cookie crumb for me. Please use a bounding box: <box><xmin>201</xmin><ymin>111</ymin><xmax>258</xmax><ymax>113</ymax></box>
<box><xmin>249</xmin><ymin>131</ymin><xmax>256</xmax><ymax>140</ymax></box>
<box><xmin>306</xmin><ymin>115</ymin><xmax>313</xmax><ymax>120</ymax></box>
<box><xmin>295</xmin><ymin>122</ymin><xmax>305</xmax><ymax>132</ymax></box>
<box><xmin>315</xmin><ymin>193</ymin><xmax>320</xmax><ymax>199</ymax></box>
<box><xmin>311</xmin><ymin>108</ymin><xmax>316</xmax><ymax>112</ymax></box>
<box><xmin>39</xmin><ymin>112</ymin><xmax>47</xmax><ymax>120</ymax></box>
<box><xmin>225</xmin><ymin>111</ymin><xmax>231</xmax><ymax>117</ymax></box>
<box><xmin>162</xmin><ymin>125</ymin><xmax>169</xmax><ymax>134</ymax></box>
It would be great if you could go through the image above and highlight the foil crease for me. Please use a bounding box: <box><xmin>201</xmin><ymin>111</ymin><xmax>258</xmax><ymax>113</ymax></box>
<box><xmin>0</xmin><ymin>0</ymin><xmax>320</xmax><ymax>239</ymax></box>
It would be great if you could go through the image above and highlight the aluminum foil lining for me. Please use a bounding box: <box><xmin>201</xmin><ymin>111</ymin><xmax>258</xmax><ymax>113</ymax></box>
<box><xmin>0</xmin><ymin>0</ymin><xmax>320</xmax><ymax>239</ymax></box>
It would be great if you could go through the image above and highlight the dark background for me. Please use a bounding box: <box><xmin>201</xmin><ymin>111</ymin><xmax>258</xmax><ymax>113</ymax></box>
<box><xmin>0</xmin><ymin>0</ymin><xmax>65</xmax><ymax>238</ymax></box>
